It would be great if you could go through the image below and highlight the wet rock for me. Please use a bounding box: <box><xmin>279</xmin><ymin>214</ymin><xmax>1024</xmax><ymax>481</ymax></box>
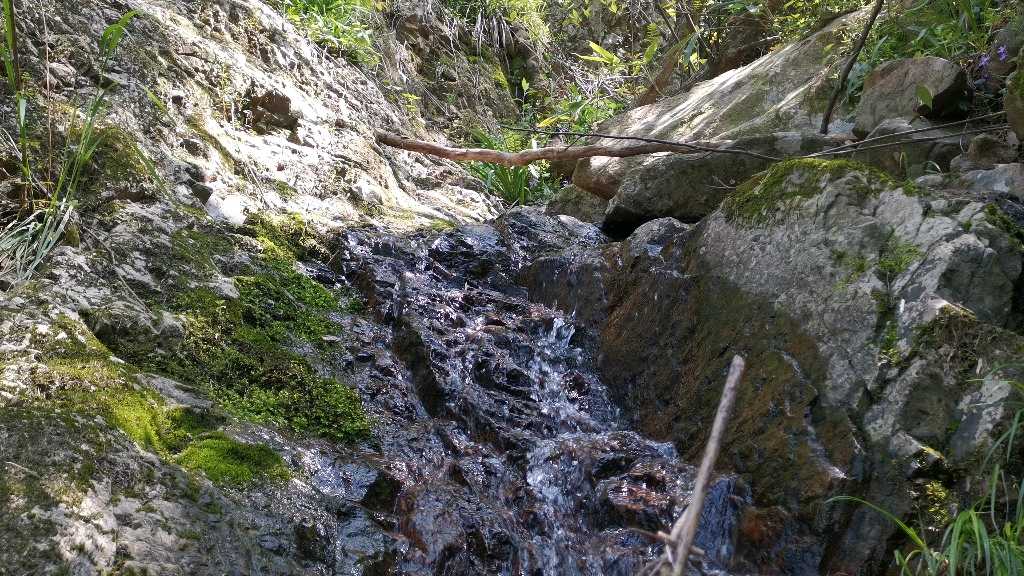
<box><xmin>853</xmin><ymin>57</ymin><xmax>970</xmax><ymax>138</ymax></box>
<box><xmin>527</xmin><ymin>160</ymin><xmax>1024</xmax><ymax>576</ymax></box>
<box><xmin>293</xmin><ymin>514</ymin><xmax>332</xmax><ymax>561</ymax></box>
<box><xmin>626</xmin><ymin>217</ymin><xmax>691</xmax><ymax>258</ymax></box>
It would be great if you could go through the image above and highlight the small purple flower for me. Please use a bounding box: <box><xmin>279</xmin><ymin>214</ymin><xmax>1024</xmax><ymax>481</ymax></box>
<box><xmin>562</xmin><ymin>179</ymin><xmax>570</xmax><ymax>187</ymax></box>
<box><xmin>529</xmin><ymin>178</ymin><xmax>539</xmax><ymax>188</ymax></box>
<box><xmin>998</xmin><ymin>45</ymin><xmax>1010</xmax><ymax>61</ymax></box>
<box><xmin>979</xmin><ymin>54</ymin><xmax>991</xmax><ymax>68</ymax></box>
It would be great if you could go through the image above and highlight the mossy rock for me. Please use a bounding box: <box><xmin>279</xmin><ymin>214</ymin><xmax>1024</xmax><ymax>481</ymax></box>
<box><xmin>722</xmin><ymin>158</ymin><xmax>896</xmax><ymax>229</ymax></box>
<box><xmin>175</xmin><ymin>433</ymin><xmax>288</xmax><ymax>485</ymax></box>
<box><xmin>109</xmin><ymin>213</ymin><xmax>371</xmax><ymax>444</ymax></box>
<box><xmin>1005</xmin><ymin>71</ymin><xmax>1024</xmax><ymax>140</ymax></box>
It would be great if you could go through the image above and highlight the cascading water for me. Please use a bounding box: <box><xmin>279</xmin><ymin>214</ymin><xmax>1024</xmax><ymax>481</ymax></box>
<box><xmin>298</xmin><ymin>208</ymin><xmax>751</xmax><ymax>575</ymax></box>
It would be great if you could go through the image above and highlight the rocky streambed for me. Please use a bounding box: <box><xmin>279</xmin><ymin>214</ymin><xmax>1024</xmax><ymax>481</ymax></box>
<box><xmin>3</xmin><ymin>159</ymin><xmax>1024</xmax><ymax>575</ymax></box>
<box><xmin>2</xmin><ymin>0</ymin><xmax>1024</xmax><ymax>573</ymax></box>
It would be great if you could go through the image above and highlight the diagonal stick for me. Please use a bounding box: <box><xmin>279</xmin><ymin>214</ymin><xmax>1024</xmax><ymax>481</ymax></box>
<box><xmin>662</xmin><ymin>354</ymin><xmax>745</xmax><ymax>576</ymax></box>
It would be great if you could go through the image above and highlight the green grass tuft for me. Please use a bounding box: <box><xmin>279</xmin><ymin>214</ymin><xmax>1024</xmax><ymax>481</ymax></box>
<box><xmin>877</xmin><ymin>234</ymin><xmax>922</xmax><ymax>277</ymax></box>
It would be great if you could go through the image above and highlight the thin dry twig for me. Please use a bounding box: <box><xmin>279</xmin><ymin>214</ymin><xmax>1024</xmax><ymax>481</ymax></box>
<box><xmin>812</xmin><ymin>111</ymin><xmax>1005</xmax><ymax>154</ymax></box>
<box><xmin>808</xmin><ymin>125</ymin><xmax>1009</xmax><ymax>158</ymax></box>
<box><xmin>655</xmin><ymin>355</ymin><xmax>746</xmax><ymax>576</ymax></box>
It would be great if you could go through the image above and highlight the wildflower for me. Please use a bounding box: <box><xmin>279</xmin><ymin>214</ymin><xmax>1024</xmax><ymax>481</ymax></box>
<box><xmin>529</xmin><ymin>178</ymin><xmax>539</xmax><ymax>188</ymax></box>
<box><xmin>979</xmin><ymin>54</ymin><xmax>991</xmax><ymax>68</ymax></box>
<box><xmin>998</xmin><ymin>45</ymin><xmax>1010</xmax><ymax>62</ymax></box>
<box><xmin>562</xmin><ymin>179</ymin><xmax>570</xmax><ymax>187</ymax></box>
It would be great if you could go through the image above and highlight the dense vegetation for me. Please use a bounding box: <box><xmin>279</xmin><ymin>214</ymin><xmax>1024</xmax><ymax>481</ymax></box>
<box><xmin>267</xmin><ymin>0</ymin><xmax>1022</xmax><ymax>205</ymax></box>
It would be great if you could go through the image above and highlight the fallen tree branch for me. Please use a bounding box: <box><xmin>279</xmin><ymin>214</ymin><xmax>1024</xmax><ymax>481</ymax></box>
<box><xmin>375</xmin><ymin>129</ymin><xmax>782</xmax><ymax>165</ymax></box>
<box><xmin>496</xmin><ymin>125</ymin><xmax>785</xmax><ymax>161</ymax></box>
<box><xmin>376</xmin><ymin>113</ymin><xmax>1007</xmax><ymax>171</ymax></box>
<box><xmin>649</xmin><ymin>355</ymin><xmax>745</xmax><ymax>576</ymax></box>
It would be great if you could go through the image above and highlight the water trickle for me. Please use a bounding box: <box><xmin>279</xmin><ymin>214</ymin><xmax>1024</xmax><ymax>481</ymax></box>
<box><xmin>318</xmin><ymin>209</ymin><xmax>753</xmax><ymax>575</ymax></box>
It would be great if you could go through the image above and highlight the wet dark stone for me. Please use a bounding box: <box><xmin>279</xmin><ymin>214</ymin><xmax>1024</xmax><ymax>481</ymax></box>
<box><xmin>320</xmin><ymin>210</ymin><xmax>776</xmax><ymax>575</ymax></box>
<box><xmin>293</xmin><ymin>514</ymin><xmax>332</xmax><ymax>562</ymax></box>
<box><xmin>360</xmin><ymin>470</ymin><xmax>403</xmax><ymax>513</ymax></box>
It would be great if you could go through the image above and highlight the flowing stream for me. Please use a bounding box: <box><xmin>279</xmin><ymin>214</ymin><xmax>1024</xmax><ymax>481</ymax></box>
<box><xmin>269</xmin><ymin>210</ymin><xmax>752</xmax><ymax>575</ymax></box>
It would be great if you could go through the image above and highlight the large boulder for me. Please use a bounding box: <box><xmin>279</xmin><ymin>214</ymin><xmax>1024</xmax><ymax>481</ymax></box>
<box><xmin>572</xmin><ymin>10</ymin><xmax>866</xmax><ymax>198</ymax></box>
<box><xmin>522</xmin><ymin>159</ymin><xmax>1024</xmax><ymax>575</ymax></box>
<box><xmin>603</xmin><ymin>132</ymin><xmax>838</xmax><ymax>233</ymax></box>
<box><xmin>853</xmin><ymin>57</ymin><xmax>970</xmax><ymax>138</ymax></box>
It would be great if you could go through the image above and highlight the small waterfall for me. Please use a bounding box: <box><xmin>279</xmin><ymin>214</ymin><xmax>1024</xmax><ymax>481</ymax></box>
<box><xmin>324</xmin><ymin>215</ymin><xmax>753</xmax><ymax>575</ymax></box>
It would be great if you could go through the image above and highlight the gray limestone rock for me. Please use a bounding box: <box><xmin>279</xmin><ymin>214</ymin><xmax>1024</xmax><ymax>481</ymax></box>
<box><xmin>1006</xmin><ymin>72</ymin><xmax>1024</xmax><ymax>140</ymax></box>
<box><xmin>543</xmin><ymin>184</ymin><xmax>609</xmax><ymax>224</ymax></box>
<box><xmin>949</xmin><ymin>133</ymin><xmax>1019</xmax><ymax>172</ymax></box>
<box><xmin>853</xmin><ymin>56</ymin><xmax>970</xmax><ymax>138</ymax></box>
<box><xmin>571</xmin><ymin>10</ymin><xmax>867</xmax><ymax>198</ymax></box>
<box><xmin>851</xmin><ymin>118</ymin><xmax>970</xmax><ymax>177</ymax></box>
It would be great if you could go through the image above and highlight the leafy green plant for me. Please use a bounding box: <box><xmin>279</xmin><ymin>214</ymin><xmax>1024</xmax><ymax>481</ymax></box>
<box><xmin>464</xmin><ymin>128</ymin><xmax>556</xmax><ymax>205</ymax></box>
<box><xmin>536</xmin><ymin>83</ymin><xmax>623</xmax><ymax>133</ymax></box>
<box><xmin>277</xmin><ymin>0</ymin><xmax>381</xmax><ymax>63</ymax></box>
<box><xmin>445</xmin><ymin>0</ymin><xmax>549</xmax><ymax>41</ymax></box>
<box><xmin>0</xmin><ymin>7</ymin><xmax>148</xmax><ymax>284</ymax></box>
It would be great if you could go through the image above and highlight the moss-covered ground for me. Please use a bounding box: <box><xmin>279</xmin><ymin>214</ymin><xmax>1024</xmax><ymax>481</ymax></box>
<box><xmin>118</xmin><ymin>213</ymin><xmax>370</xmax><ymax>443</ymax></box>
<box><xmin>23</xmin><ymin>313</ymin><xmax>290</xmax><ymax>487</ymax></box>
<box><xmin>986</xmin><ymin>203</ymin><xmax>1024</xmax><ymax>250</ymax></box>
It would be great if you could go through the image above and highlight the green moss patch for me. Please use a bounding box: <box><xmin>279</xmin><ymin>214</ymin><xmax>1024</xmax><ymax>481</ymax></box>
<box><xmin>240</xmin><ymin>212</ymin><xmax>332</xmax><ymax>264</ymax></box>
<box><xmin>175</xmin><ymin>433</ymin><xmax>288</xmax><ymax>484</ymax></box>
<box><xmin>722</xmin><ymin>158</ymin><xmax>895</xmax><ymax>228</ymax></box>
<box><xmin>877</xmin><ymin>234</ymin><xmax>922</xmax><ymax>277</ymax></box>
<box><xmin>39</xmin><ymin>358</ymin><xmax>287</xmax><ymax>486</ymax></box>
<box><xmin>121</xmin><ymin>214</ymin><xmax>370</xmax><ymax>443</ymax></box>
<box><xmin>986</xmin><ymin>203</ymin><xmax>1024</xmax><ymax>250</ymax></box>
<box><xmin>1010</xmin><ymin>69</ymin><xmax>1024</xmax><ymax>102</ymax></box>
<box><xmin>138</xmin><ymin>282</ymin><xmax>369</xmax><ymax>442</ymax></box>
